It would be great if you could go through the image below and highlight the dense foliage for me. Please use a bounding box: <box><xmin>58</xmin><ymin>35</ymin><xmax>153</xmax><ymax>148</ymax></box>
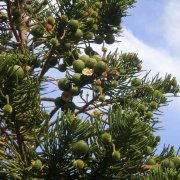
<box><xmin>0</xmin><ymin>0</ymin><xmax>180</xmax><ymax>179</ymax></box>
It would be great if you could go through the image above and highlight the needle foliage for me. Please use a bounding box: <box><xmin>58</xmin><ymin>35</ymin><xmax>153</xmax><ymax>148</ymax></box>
<box><xmin>0</xmin><ymin>0</ymin><xmax>179</xmax><ymax>179</ymax></box>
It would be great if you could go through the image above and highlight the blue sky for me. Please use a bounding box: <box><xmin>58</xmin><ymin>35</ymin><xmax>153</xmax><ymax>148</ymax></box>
<box><xmin>120</xmin><ymin>0</ymin><xmax>180</xmax><ymax>152</ymax></box>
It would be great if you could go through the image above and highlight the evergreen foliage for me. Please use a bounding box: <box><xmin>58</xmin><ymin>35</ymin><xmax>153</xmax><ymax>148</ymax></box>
<box><xmin>0</xmin><ymin>0</ymin><xmax>179</xmax><ymax>179</ymax></box>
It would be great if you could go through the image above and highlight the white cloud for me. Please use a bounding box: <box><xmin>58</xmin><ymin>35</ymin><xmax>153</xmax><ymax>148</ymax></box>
<box><xmin>162</xmin><ymin>0</ymin><xmax>180</xmax><ymax>51</ymax></box>
<box><xmin>102</xmin><ymin>28</ymin><xmax>180</xmax><ymax>82</ymax></box>
<box><xmin>119</xmin><ymin>28</ymin><xmax>180</xmax><ymax>80</ymax></box>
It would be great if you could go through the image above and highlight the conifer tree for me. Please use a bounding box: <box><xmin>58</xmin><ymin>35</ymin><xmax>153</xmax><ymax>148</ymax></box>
<box><xmin>0</xmin><ymin>0</ymin><xmax>180</xmax><ymax>179</ymax></box>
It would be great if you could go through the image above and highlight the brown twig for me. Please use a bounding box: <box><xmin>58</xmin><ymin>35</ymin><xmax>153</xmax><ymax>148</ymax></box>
<box><xmin>41</xmin><ymin>97</ymin><xmax>55</xmax><ymax>102</ymax></box>
<box><xmin>39</xmin><ymin>48</ymin><xmax>55</xmax><ymax>79</ymax></box>
<box><xmin>49</xmin><ymin>107</ymin><xmax>59</xmax><ymax>120</ymax></box>
<box><xmin>75</xmin><ymin>96</ymin><xmax>98</xmax><ymax>115</ymax></box>
<box><xmin>6</xmin><ymin>0</ymin><xmax>21</xmax><ymax>44</ymax></box>
<box><xmin>85</xmin><ymin>101</ymin><xmax>111</xmax><ymax>111</ymax></box>
<box><xmin>11</xmin><ymin>110</ymin><xmax>25</xmax><ymax>162</ymax></box>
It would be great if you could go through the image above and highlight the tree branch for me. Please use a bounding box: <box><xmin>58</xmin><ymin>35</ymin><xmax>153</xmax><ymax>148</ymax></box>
<box><xmin>6</xmin><ymin>0</ymin><xmax>21</xmax><ymax>44</ymax></box>
<box><xmin>75</xmin><ymin>96</ymin><xmax>98</xmax><ymax>115</ymax></box>
<box><xmin>11</xmin><ymin>110</ymin><xmax>25</xmax><ymax>162</ymax></box>
<box><xmin>39</xmin><ymin>48</ymin><xmax>55</xmax><ymax>79</ymax></box>
<box><xmin>41</xmin><ymin>97</ymin><xmax>55</xmax><ymax>102</ymax></box>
